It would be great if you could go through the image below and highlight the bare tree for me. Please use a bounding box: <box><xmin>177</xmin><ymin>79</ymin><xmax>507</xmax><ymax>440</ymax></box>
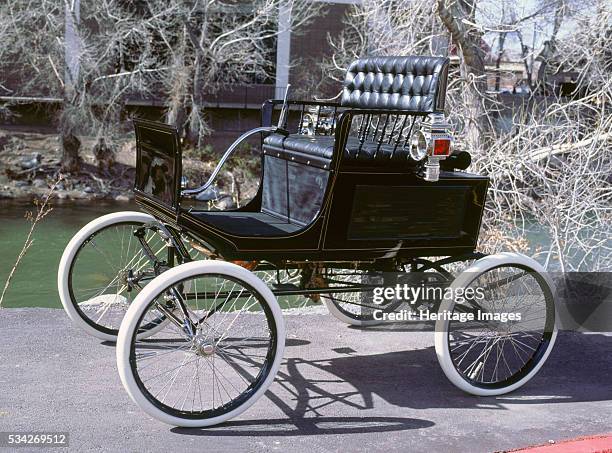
<box><xmin>0</xmin><ymin>1</ymin><xmax>140</xmax><ymax>171</ymax></box>
<box><xmin>323</xmin><ymin>0</ymin><xmax>611</xmax><ymax>271</ymax></box>
<box><xmin>437</xmin><ymin>0</ymin><xmax>488</xmax><ymax>151</ymax></box>
<box><xmin>0</xmin><ymin>0</ymin><xmax>321</xmax><ymax>168</ymax></box>
<box><xmin>323</xmin><ymin>0</ymin><xmax>443</xmax><ymax>84</ymax></box>
<box><xmin>131</xmin><ymin>0</ymin><xmax>322</xmax><ymax>147</ymax></box>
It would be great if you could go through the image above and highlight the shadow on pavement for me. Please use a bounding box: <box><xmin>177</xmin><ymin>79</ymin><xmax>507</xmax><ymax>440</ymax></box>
<box><xmin>281</xmin><ymin>331</ymin><xmax>612</xmax><ymax>411</ymax></box>
<box><xmin>100</xmin><ymin>338</ymin><xmax>312</xmax><ymax>348</ymax></box>
<box><xmin>172</xmin><ymin>416</ymin><xmax>434</xmax><ymax>436</ymax></box>
<box><xmin>173</xmin><ymin>331</ymin><xmax>612</xmax><ymax>436</ymax></box>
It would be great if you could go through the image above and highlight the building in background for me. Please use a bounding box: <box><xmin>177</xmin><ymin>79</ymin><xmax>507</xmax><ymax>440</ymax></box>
<box><xmin>0</xmin><ymin>1</ymin><xmax>354</xmax><ymax>151</ymax></box>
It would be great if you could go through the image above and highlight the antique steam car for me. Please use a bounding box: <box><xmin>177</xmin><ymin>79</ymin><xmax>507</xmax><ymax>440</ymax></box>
<box><xmin>58</xmin><ymin>56</ymin><xmax>557</xmax><ymax>427</ymax></box>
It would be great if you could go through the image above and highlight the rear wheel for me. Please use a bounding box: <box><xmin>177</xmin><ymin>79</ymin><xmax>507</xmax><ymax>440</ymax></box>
<box><xmin>116</xmin><ymin>260</ymin><xmax>285</xmax><ymax>427</ymax></box>
<box><xmin>321</xmin><ymin>269</ymin><xmax>443</xmax><ymax>327</ymax></box>
<box><xmin>435</xmin><ymin>253</ymin><xmax>557</xmax><ymax>396</ymax></box>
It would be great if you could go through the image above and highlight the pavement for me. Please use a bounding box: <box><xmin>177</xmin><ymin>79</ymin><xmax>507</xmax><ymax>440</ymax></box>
<box><xmin>0</xmin><ymin>308</ymin><xmax>611</xmax><ymax>453</ymax></box>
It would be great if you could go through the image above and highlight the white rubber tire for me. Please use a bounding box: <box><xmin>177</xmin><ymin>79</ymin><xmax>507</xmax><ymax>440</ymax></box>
<box><xmin>323</xmin><ymin>297</ymin><xmax>385</xmax><ymax>326</ymax></box>
<box><xmin>116</xmin><ymin>260</ymin><xmax>286</xmax><ymax>428</ymax></box>
<box><xmin>58</xmin><ymin>211</ymin><xmax>157</xmax><ymax>341</ymax></box>
<box><xmin>435</xmin><ymin>252</ymin><xmax>558</xmax><ymax>396</ymax></box>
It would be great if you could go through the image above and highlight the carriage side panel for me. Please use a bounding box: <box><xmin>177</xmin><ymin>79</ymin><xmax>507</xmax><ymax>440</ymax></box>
<box><xmin>348</xmin><ymin>185</ymin><xmax>470</xmax><ymax>240</ymax></box>
<box><xmin>323</xmin><ymin>171</ymin><xmax>488</xmax><ymax>255</ymax></box>
<box><xmin>261</xmin><ymin>155</ymin><xmax>330</xmax><ymax>227</ymax></box>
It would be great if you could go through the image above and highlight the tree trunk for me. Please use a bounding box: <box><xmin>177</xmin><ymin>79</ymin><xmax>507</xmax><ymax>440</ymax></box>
<box><xmin>437</xmin><ymin>0</ymin><xmax>487</xmax><ymax>153</ymax></box>
<box><xmin>93</xmin><ymin>136</ymin><xmax>115</xmax><ymax>173</ymax></box>
<box><xmin>185</xmin><ymin>52</ymin><xmax>203</xmax><ymax>148</ymax></box>
<box><xmin>516</xmin><ymin>32</ymin><xmax>534</xmax><ymax>90</ymax></box>
<box><xmin>166</xmin><ymin>99</ymin><xmax>186</xmax><ymax>132</ymax></box>
<box><xmin>62</xmin><ymin>0</ymin><xmax>81</xmax><ymax>173</ymax></box>
<box><xmin>185</xmin><ymin>103</ymin><xmax>201</xmax><ymax>148</ymax></box>
<box><xmin>166</xmin><ymin>25</ymin><xmax>188</xmax><ymax>137</ymax></box>
<box><xmin>60</xmin><ymin>129</ymin><xmax>81</xmax><ymax>173</ymax></box>
<box><xmin>183</xmin><ymin>12</ymin><xmax>209</xmax><ymax>149</ymax></box>
<box><xmin>495</xmin><ymin>32</ymin><xmax>506</xmax><ymax>92</ymax></box>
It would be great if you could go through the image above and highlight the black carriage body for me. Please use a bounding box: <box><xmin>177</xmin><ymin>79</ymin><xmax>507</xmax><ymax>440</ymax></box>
<box><xmin>134</xmin><ymin>56</ymin><xmax>489</xmax><ymax>263</ymax></box>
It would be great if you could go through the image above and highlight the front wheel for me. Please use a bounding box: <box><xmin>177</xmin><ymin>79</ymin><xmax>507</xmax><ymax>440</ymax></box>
<box><xmin>116</xmin><ymin>260</ymin><xmax>285</xmax><ymax>427</ymax></box>
<box><xmin>435</xmin><ymin>252</ymin><xmax>558</xmax><ymax>396</ymax></box>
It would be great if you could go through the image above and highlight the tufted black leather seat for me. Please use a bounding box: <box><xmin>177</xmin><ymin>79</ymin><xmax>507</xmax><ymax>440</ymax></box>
<box><xmin>341</xmin><ymin>56</ymin><xmax>449</xmax><ymax>112</ymax></box>
<box><xmin>263</xmin><ymin>56</ymin><xmax>449</xmax><ymax>166</ymax></box>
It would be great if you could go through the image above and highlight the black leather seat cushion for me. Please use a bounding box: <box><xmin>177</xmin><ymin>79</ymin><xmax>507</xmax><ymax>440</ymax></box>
<box><xmin>343</xmin><ymin>137</ymin><xmax>416</xmax><ymax>165</ymax></box>
<box><xmin>341</xmin><ymin>56</ymin><xmax>449</xmax><ymax>113</ymax></box>
<box><xmin>263</xmin><ymin>133</ymin><xmax>416</xmax><ymax>167</ymax></box>
<box><xmin>264</xmin><ymin>134</ymin><xmax>335</xmax><ymax>160</ymax></box>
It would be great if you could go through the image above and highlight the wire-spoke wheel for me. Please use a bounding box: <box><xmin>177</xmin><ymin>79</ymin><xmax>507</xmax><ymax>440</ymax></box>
<box><xmin>435</xmin><ymin>253</ymin><xmax>557</xmax><ymax>396</ymax></box>
<box><xmin>116</xmin><ymin>260</ymin><xmax>285</xmax><ymax>427</ymax></box>
<box><xmin>58</xmin><ymin>211</ymin><xmax>171</xmax><ymax>340</ymax></box>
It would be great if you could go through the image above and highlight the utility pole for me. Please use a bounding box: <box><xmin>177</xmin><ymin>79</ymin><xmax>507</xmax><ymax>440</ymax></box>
<box><xmin>275</xmin><ymin>1</ymin><xmax>292</xmax><ymax>99</ymax></box>
<box><xmin>61</xmin><ymin>0</ymin><xmax>82</xmax><ymax>172</ymax></box>
<box><xmin>65</xmin><ymin>0</ymin><xmax>81</xmax><ymax>97</ymax></box>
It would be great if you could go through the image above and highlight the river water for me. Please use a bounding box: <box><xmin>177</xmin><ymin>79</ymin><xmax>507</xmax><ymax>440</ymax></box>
<box><xmin>0</xmin><ymin>200</ymin><xmax>139</xmax><ymax>308</ymax></box>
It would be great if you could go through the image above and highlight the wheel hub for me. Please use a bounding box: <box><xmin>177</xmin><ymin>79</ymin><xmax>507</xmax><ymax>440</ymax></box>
<box><xmin>120</xmin><ymin>269</ymin><xmax>137</xmax><ymax>291</ymax></box>
<box><xmin>119</xmin><ymin>269</ymin><xmax>130</xmax><ymax>285</ymax></box>
<box><xmin>192</xmin><ymin>335</ymin><xmax>215</xmax><ymax>356</ymax></box>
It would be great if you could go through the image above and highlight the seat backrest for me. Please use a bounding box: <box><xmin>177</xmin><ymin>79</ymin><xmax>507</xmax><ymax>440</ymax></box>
<box><xmin>340</xmin><ymin>56</ymin><xmax>449</xmax><ymax>113</ymax></box>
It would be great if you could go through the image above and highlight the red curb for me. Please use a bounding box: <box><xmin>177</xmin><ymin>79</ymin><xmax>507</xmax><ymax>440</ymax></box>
<box><xmin>509</xmin><ymin>434</ymin><xmax>612</xmax><ymax>453</ymax></box>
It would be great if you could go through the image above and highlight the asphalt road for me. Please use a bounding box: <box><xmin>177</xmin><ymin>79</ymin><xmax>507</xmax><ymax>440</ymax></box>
<box><xmin>0</xmin><ymin>308</ymin><xmax>610</xmax><ymax>452</ymax></box>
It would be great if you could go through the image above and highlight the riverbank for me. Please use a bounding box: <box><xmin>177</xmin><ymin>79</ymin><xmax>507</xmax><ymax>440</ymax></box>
<box><xmin>0</xmin><ymin>128</ymin><xmax>260</xmax><ymax>203</ymax></box>
<box><xmin>0</xmin><ymin>129</ymin><xmax>137</xmax><ymax>202</ymax></box>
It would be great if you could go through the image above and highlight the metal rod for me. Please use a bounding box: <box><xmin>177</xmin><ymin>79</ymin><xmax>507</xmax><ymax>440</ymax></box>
<box><xmin>299</xmin><ymin>103</ymin><xmax>305</xmax><ymax>134</ymax></box>
<box><xmin>178</xmin><ymin>284</ymin><xmax>379</xmax><ymax>300</ymax></box>
<box><xmin>182</xmin><ymin>126</ymin><xmax>277</xmax><ymax>196</ymax></box>
<box><xmin>154</xmin><ymin>301</ymin><xmax>194</xmax><ymax>338</ymax></box>
<box><xmin>331</xmin><ymin>106</ymin><xmax>338</xmax><ymax>135</ymax></box>
<box><xmin>403</xmin><ymin>116</ymin><xmax>417</xmax><ymax>149</ymax></box>
<box><xmin>277</xmin><ymin>83</ymin><xmax>291</xmax><ymax>129</ymax></box>
<box><xmin>358</xmin><ymin>114</ymin><xmax>372</xmax><ymax>154</ymax></box>
<box><xmin>367</xmin><ymin>115</ymin><xmax>380</xmax><ymax>142</ymax></box>
<box><xmin>392</xmin><ymin>115</ymin><xmax>408</xmax><ymax>153</ymax></box>
<box><xmin>376</xmin><ymin>114</ymin><xmax>390</xmax><ymax>155</ymax></box>
<box><xmin>387</xmin><ymin>115</ymin><xmax>400</xmax><ymax>144</ymax></box>
<box><xmin>314</xmin><ymin>104</ymin><xmax>322</xmax><ymax>135</ymax></box>
<box><xmin>357</xmin><ymin>114</ymin><xmax>367</xmax><ymax>139</ymax></box>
